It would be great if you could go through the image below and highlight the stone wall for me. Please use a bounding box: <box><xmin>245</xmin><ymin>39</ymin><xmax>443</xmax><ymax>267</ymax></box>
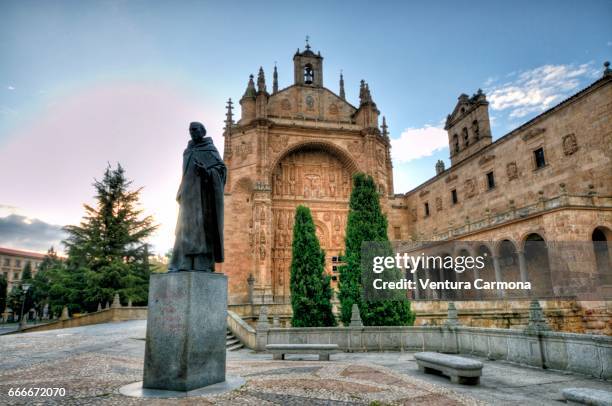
<box><xmin>15</xmin><ymin>307</ymin><xmax>147</xmax><ymax>334</ymax></box>
<box><xmin>412</xmin><ymin>299</ymin><xmax>612</xmax><ymax>335</ymax></box>
<box><xmin>232</xmin><ymin>317</ymin><xmax>612</xmax><ymax>380</ymax></box>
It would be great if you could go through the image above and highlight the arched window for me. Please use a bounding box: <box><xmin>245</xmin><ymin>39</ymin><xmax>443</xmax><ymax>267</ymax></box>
<box><xmin>304</xmin><ymin>64</ymin><xmax>314</xmax><ymax>84</ymax></box>
<box><xmin>453</xmin><ymin>134</ymin><xmax>459</xmax><ymax>153</ymax></box>
<box><xmin>472</xmin><ymin>120</ymin><xmax>480</xmax><ymax>140</ymax></box>
<box><xmin>462</xmin><ymin>127</ymin><xmax>469</xmax><ymax>147</ymax></box>
<box><xmin>592</xmin><ymin>227</ymin><xmax>612</xmax><ymax>285</ymax></box>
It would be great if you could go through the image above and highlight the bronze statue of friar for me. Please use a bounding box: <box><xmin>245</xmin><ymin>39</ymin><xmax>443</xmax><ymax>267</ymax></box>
<box><xmin>168</xmin><ymin>122</ymin><xmax>226</xmax><ymax>272</ymax></box>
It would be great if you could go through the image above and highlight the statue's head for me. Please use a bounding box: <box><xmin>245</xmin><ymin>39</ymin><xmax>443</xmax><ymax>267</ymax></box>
<box><xmin>189</xmin><ymin>122</ymin><xmax>206</xmax><ymax>142</ymax></box>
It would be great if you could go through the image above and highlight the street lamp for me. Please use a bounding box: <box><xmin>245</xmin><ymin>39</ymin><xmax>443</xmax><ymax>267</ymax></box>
<box><xmin>19</xmin><ymin>283</ymin><xmax>31</xmax><ymax>330</ymax></box>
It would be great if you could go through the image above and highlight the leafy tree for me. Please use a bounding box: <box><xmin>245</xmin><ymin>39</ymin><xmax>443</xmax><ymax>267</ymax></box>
<box><xmin>290</xmin><ymin>205</ymin><xmax>336</xmax><ymax>327</ymax></box>
<box><xmin>62</xmin><ymin>163</ymin><xmax>157</xmax><ymax>310</ymax></box>
<box><xmin>338</xmin><ymin>173</ymin><xmax>415</xmax><ymax>326</ymax></box>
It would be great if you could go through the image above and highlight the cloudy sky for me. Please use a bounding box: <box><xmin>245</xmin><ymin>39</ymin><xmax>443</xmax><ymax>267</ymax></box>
<box><xmin>1</xmin><ymin>0</ymin><xmax>610</xmax><ymax>254</ymax></box>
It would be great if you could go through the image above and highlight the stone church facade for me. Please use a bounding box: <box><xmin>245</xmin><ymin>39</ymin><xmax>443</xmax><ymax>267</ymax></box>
<box><xmin>221</xmin><ymin>45</ymin><xmax>612</xmax><ymax>333</ymax></box>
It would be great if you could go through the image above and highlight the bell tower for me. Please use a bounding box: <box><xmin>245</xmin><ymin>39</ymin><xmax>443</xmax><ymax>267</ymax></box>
<box><xmin>293</xmin><ymin>37</ymin><xmax>323</xmax><ymax>87</ymax></box>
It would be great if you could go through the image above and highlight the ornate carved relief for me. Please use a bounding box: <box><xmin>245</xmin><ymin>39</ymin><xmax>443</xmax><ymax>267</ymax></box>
<box><xmin>272</xmin><ymin>149</ymin><xmax>352</xmax><ymax>200</ymax></box>
<box><xmin>329</xmin><ymin>103</ymin><xmax>339</xmax><ymax>115</ymax></box>
<box><xmin>281</xmin><ymin>98</ymin><xmax>291</xmax><ymax>111</ymax></box>
<box><xmin>376</xmin><ymin>148</ymin><xmax>385</xmax><ymax>167</ymax></box>
<box><xmin>465</xmin><ymin>178</ymin><xmax>477</xmax><ymax>198</ymax></box>
<box><xmin>270</xmin><ymin>147</ymin><xmax>352</xmax><ymax>296</ymax></box>
<box><xmin>435</xmin><ymin>197</ymin><xmax>443</xmax><ymax>211</ymax></box>
<box><xmin>234</xmin><ymin>141</ymin><xmax>252</xmax><ymax>160</ymax></box>
<box><xmin>562</xmin><ymin>133</ymin><xmax>578</xmax><ymax>156</ymax></box>
<box><xmin>478</xmin><ymin>154</ymin><xmax>495</xmax><ymax>166</ymax></box>
<box><xmin>419</xmin><ymin>189</ymin><xmax>430</xmax><ymax>198</ymax></box>
<box><xmin>506</xmin><ymin>162</ymin><xmax>519</xmax><ymax>181</ymax></box>
<box><xmin>305</xmin><ymin>95</ymin><xmax>315</xmax><ymax>110</ymax></box>
<box><xmin>521</xmin><ymin>127</ymin><xmax>546</xmax><ymax>141</ymax></box>
<box><xmin>445</xmin><ymin>174</ymin><xmax>458</xmax><ymax>183</ymax></box>
<box><xmin>270</xmin><ymin>135</ymin><xmax>288</xmax><ymax>153</ymax></box>
<box><xmin>347</xmin><ymin>140</ymin><xmax>364</xmax><ymax>155</ymax></box>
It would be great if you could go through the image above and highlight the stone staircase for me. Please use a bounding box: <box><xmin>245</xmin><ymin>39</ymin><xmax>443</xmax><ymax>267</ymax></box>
<box><xmin>226</xmin><ymin>329</ymin><xmax>244</xmax><ymax>351</ymax></box>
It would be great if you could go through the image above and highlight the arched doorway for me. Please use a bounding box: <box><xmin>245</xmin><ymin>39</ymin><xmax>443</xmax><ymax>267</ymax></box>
<box><xmin>498</xmin><ymin>240</ymin><xmax>521</xmax><ymax>298</ymax></box>
<box><xmin>592</xmin><ymin>227</ymin><xmax>612</xmax><ymax>286</ymax></box>
<box><xmin>270</xmin><ymin>143</ymin><xmax>358</xmax><ymax>302</ymax></box>
<box><xmin>523</xmin><ymin>233</ymin><xmax>551</xmax><ymax>298</ymax></box>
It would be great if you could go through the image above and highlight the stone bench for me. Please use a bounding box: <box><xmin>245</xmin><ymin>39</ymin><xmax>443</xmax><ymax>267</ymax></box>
<box><xmin>266</xmin><ymin>344</ymin><xmax>340</xmax><ymax>361</ymax></box>
<box><xmin>562</xmin><ymin>388</ymin><xmax>612</xmax><ymax>406</ymax></box>
<box><xmin>415</xmin><ymin>352</ymin><xmax>483</xmax><ymax>385</ymax></box>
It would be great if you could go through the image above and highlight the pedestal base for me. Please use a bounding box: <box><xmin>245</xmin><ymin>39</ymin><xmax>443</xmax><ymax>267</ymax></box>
<box><xmin>143</xmin><ymin>272</ymin><xmax>227</xmax><ymax>392</ymax></box>
<box><xmin>120</xmin><ymin>376</ymin><xmax>245</xmax><ymax>398</ymax></box>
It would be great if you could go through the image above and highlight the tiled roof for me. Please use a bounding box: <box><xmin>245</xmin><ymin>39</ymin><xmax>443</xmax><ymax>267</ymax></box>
<box><xmin>0</xmin><ymin>247</ymin><xmax>48</xmax><ymax>260</ymax></box>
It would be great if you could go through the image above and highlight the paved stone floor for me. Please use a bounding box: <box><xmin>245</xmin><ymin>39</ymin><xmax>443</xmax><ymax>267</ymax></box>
<box><xmin>0</xmin><ymin>320</ymin><xmax>610</xmax><ymax>405</ymax></box>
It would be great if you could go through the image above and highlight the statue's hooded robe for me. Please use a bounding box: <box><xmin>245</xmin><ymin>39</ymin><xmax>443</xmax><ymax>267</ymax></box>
<box><xmin>170</xmin><ymin>136</ymin><xmax>226</xmax><ymax>270</ymax></box>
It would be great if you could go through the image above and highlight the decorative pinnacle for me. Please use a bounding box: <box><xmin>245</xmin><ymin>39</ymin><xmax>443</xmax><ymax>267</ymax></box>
<box><xmin>242</xmin><ymin>74</ymin><xmax>256</xmax><ymax>98</ymax></box>
<box><xmin>225</xmin><ymin>98</ymin><xmax>234</xmax><ymax>126</ymax></box>
<box><xmin>257</xmin><ymin>66</ymin><xmax>266</xmax><ymax>93</ymax></box>
<box><xmin>339</xmin><ymin>70</ymin><xmax>345</xmax><ymax>100</ymax></box>
<box><xmin>305</xmin><ymin>34</ymin><xmax>311</xmax><ymax>50</ymax></box>
<box><xmin>381</xmin><ymin>116</ymin><xmax>388</xmax><ymax>137</ymax></box>
<box><xmin>273</xmin><ymin>62</ymin><xmax>278</xmax><ymax>93</ymax></box>
<box><xmin>604</xmin><ymin>61</ymin><xmax>611</xmax><ymax>77</ymax></box>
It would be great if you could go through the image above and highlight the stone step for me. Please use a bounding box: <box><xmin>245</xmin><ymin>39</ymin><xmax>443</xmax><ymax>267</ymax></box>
<box><xmin>227</xmin><ymin>342</ymin><xmax>244</xmax><ymax>351</ymax></box>
<box><xmin>226</xmin><ymin>338</ymin><xmax>240</xmax><ymax>346</ymax></box>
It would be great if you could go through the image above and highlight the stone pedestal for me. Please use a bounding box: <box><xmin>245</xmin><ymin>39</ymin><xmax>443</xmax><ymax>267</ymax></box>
<box><xmin>143</xmin><ymin>272</ymin><xmax>227</xmax><ymax>392</ymax></box>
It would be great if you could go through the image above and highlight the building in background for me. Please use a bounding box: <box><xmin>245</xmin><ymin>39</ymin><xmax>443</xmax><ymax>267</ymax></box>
<box><xmin>0</xmin><ymin>247</ymin><xmax>46</xmax><ymax>291</ymax></box>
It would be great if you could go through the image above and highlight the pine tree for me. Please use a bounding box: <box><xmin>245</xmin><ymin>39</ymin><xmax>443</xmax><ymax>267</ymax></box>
<box><xmin>63</xmin><ymin>163</ymin><xmax>157</xmax><ymax>310</ymax></box>
<box><xmin>290</xmin><ymin>205</ymin><xmax>336</xmax><ymax>327</ymax></box>
<box><xmin>338</xmin><ymin>173</ymin><xmax>415</xmax><ymax>326</ymax></box>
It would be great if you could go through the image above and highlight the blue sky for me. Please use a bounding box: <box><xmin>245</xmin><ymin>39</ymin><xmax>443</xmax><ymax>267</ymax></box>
<box><xmin>1</xmin><ymin>0</ymin><xmax>610</xmax><ymax>253</ymax></box>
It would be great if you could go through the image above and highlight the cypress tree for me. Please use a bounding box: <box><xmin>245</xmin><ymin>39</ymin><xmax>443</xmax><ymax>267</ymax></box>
<box><xmin>338</xmin><ymin>173</ymin><xmax>415</xmax><ymax>326</ymax></box>
<box><xmin>290</xmin><ymin>205</ymin><xmax>336</xmax><ymax>327</ymax></box>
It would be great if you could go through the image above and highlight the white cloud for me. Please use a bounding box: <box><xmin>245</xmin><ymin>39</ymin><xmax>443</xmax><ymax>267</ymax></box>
<box><xmin>485</xmin><ymin>63</ymin><xmax>598</xmax><ymax>119</ymax></box>
<box><xmin>607</xmin><ymin>41</ymin><xmax>612</xmax><ymax>47</ymax></box>
<box><xmin>7</xmin><ymin>86</ymin><xmax>15</xmax><ymax>90</ymax></box>
<box><xmin>390</xmin><ymin>125</ymin><xmax>448</xmax><ymax>164</ymax></box>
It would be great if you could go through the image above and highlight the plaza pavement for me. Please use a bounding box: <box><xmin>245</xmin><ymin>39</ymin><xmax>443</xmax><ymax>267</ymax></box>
<box><xmin>0</xmin><ymin>320</ymin><xmax>610</xmax><ymax>405</ymax></box>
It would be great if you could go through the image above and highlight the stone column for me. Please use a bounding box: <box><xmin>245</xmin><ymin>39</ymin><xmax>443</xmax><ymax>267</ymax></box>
<box><xmin>524</xmin><ymin>299</ymin><xmax>550</xmax><ymax>333</ymax></box>
<box><xmin>492</xmin><ymin>255</ymin><xmax>505</xmax><ymax>298</ymax></box>
<box><xmin>247</xmin><ymin>274</ymin><xmax>255</xmax><ymax>304</ymax></box>
<box><xmin>517</xmin><ymin>250</ymin><xmax>531</xmax><ymax>299</ymax></box>
<box><xmin>255</xmin><ymin>306</ymin><xmax>270</xmax><ymax>352</ymax></box>
<box><xmin>445</xmin><ymin>302</ymin><xmax>459</xmax><ymax>326</ymax></box>
<box><xmin>348</xmin><ymin>303</ymin><xmax>364</xmax><ymax>352</ymax></box>
<box><xmin>517</xmin><ymin>250</ymin><xmax>528</xmax><ymax>283</ymax></box>
<box><xmin>143</xmin><ymin>272</ymin><xmax>227</xmax><ymax>391</ymax></box>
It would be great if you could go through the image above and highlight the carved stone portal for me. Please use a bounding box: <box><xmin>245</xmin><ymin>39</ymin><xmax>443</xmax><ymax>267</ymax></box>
<box><xmin>270</xmin><ymin>147</ymin><xmax>352</xmax><ymax>299</ymax></box>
